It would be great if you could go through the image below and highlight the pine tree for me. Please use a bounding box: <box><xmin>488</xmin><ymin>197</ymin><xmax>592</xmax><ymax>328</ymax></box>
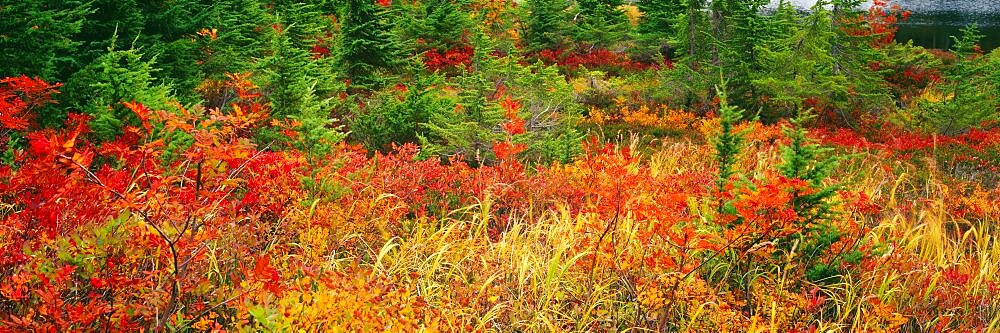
<box><xmin>707</xmin><ymin>0</ymin><xmax>794</xmax><ymax>111</ymax></box>
<box><xmin>75</xmin><ymin>0</ymin><xmax>146</xmax><ymax>69</ymax></box>
<box><xmin>259</xmin><ymin>2</ymin><xmax>338</xmax><ymax>119</ymax></box>
<box><xmin>139</xmin><ymin>0</ymin><xmax>211</xmax><ymax>103</ymax></box>
<box><xmin>828</xmin><ymin>0</ymin><xmax>894</xmax><ymax>116</ymax></box>
<box><xmin>351</xmin><ymin>73</ymin><xmax>454</xmax><ymax>152</ymax></box>
<box><xmin>340</xmin><ymin>0</ymin><xmax>403</xmax><ymax>88</ymax></box>
<box><xmin>396</xmin><ymin>0</ymin><xmax>470</xmax><ymax>51</ymax></box>
<box><xmin>777</xmin><ymin>111</ymin><xmax>844</xmax><ymax>283</ymax></box>
<box><xmin>198</xmin><ymin>0</ymin><xmax>271</xmax><ymax>88</ymax></box>
<box><xmin>778</xmin><ymin>111</ymin><xmax>840</xmax><ymax>226</ymax></box>
<box><xmin>0</xmin><ymin>1</ymin><xmax>93</xmax><ymax>80</ymax></box>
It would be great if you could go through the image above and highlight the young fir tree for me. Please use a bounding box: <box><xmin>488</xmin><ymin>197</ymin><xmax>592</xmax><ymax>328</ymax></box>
<box><xmin>711</xmin><ymin>83</ymin><xmax>747</xmax><ymax>215</ymax></box>
<box><xmin>396</xmin><ymin>0</ymin><xmax>470</xmax><ymax>51</ymax></box>
<box><xmin>525</xmin><ymin>0</ymin><xmax>570</xmax><ymax>52</ymax></box>
<box><xmin>777</xmin><ymin>111</ymin><xmax>845</xmax><ymax>283</ymax></box>
<box><xmin>139</xmin><ymin>0</ymin><xmax>211</xmax><ymax>103</ymax></box>
<box><xmin>419</xmin><ymin>29</ymin><xmax>505</xmax><ymax>163</ymax></box>
<box><xmin>340</xmin><ymin>0</ymin><xmax>403</xmax><ymax>88</ymax></box>
<box><xmin>636</xmin><ymin>0</ymin><xmax>685</xmax><ymax>59</ymax></box>
<box><xmin>61</xmin><ymin>45</ymin><xmax>173</xmax><ymax>142</ymax></box>
<box><xmin>778</xmin><ymin>111</ymin><xmax>840</xmax><ymax>226</ymax></box>
<box><xmin>258</xmin><ymin>21</ymin><xmax>327</xmax><ymax>119</ymax></box>
<box><xmin>752</xmin><ymin>0</ymin><xmax>848</xmax><ymax>120</ymax></box>
<box><xmin>712</xmin><ymin>0</ymin><xmax>783</xmax><ymax>111</ymax></box>
<box><xmin>75</xmin><ymin>0</ymin><xmax>146</xmax><ymax>69</ymax></box>
<box><xmin>0</xmin><ymin>1</ymin><xmax>93</xmax><ymax>80</ymax></box>
<box><xmin>828</xmin><ymin>0</ymin><xmax>894</xmax><ymax>115</ymax></box>
<box><xmin>351</xmin><ymin>73</ymin><xmax>454</xmax><ymax>152</ymax></box>
<box><xmin>662</xmin><ymin>0</ymin><xmax>716</xmax><ymax>110</ymax></box>
<box><xmin>930</xmin><ymin>24</ymin><xmax>998</xmax><ymax>135</ymax></box>
<box><xmin>574</xmin><ymin>0</ymin><xmax>631</xmax><ymax>49</ymax></box>
<box><xmin>198</xmin><ymin>0</ymin><xmax>271</xmax><ymax>94</ymax></box>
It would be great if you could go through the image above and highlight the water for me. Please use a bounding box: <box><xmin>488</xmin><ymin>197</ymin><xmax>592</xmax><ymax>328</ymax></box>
<box><xmin>773</xmin><ymin>0</ymin><xmax>1000</xmax><ymax>50</ymax></box>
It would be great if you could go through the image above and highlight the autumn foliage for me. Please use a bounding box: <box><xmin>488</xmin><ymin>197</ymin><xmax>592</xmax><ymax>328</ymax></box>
<box><xmin>2</xmin><ymin>0</ymin><xmax>1000</xmax><ymax>331</ymax></box>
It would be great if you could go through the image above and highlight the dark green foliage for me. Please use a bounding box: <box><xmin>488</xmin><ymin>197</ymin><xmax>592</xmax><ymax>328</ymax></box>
<box><xmin>198</xmin><ymin>0</ymin><xmax>271</xmax><ymax>87</ymax></box>
<box><xmin>350</xmin><ymin>74</ymin><xmax>454</xmax><ymax>152</ymax></box>
<box><xmin>137</xmin><ymin>0</ymin><xmax>211</xmax><ymax>103</ymax></box>
<box><xmin>76</xmin><ymin>0</ymin><xmax>146</xmax><ymax>67</ymax></box>
<box><xmin>340</xmin><ymin>0</ymin><xmax>403</xmax><ymax>88</ymax></box>
<box><xmin>259</xmin><ymin>7</ymin><xmax>337</xmax><ymax>119</ymax></box>
<box><xmin>828</xmin><ymin>0</ymin><xmax>894</xmax><ymax>114</ymax></box>
<box><xmin>635</xmin><ymin>0</ymin><xmax>685</xmax><ymax>59</ymax></box>
<box><xmin>779</xmin><ymin>111</ymin><xmax>845</xmax><ymax>284</ymax></box>
<box><xmin>511</xmin><ymin>62</ymin><xmax>584</xmax><ymax>163</ymax></box>
<box><xmin>931</xmin><ymin>24</ymin><xmax>998</xmax><ymax>134</ymax></box>
<box><xmin>778</xmin><ymin>111</ymin><xmax>840</xmax><ymax>226</ymax></box>
<box><xmin>753</xmin><ymin>1</ymin><xmax>847</xmax><ymax>120</ymax></box>
<box><xmin>61</xmin><ymin>46</ymin><xmax>173</xmax><ymax>142</ymax></box>
<box><xmin>711</xmin><ymin>0</ymin><xmax>775</xmax><ymax>110</ymax></box>
<box><xmin>525</xmin><ymin>0</ymin><xmax>570</xmax><ymax>51</ymax></box>
<box><xmin>396</xmin><ymin>0</ymin><xmax>470</xmax><ymax>51</ymax></box>
<box><xmin>0</xmin><ymin>1</ymin><xmax>93</xmax><ymax>80</ymax></box>
<box><xmin>711</xmin><ymin>84</ymin><xmax>746</xmax><ymax>213</ymax></box>
<box><xmin>419</xmin><ymin>30</ymin><xmax>505</xmax><ymax>162</ymax></box>
<box><xmin>573</xmin><ymin>0</ymin><xmax>630</xmax><ymax>49</ymax></box>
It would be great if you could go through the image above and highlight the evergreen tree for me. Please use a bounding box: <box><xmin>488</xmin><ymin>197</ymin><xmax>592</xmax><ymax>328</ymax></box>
<box><xmin>636</xmin><ymin>0</ymin><xmax>685</xmax><ymax>59</ymax></box>
<box><xmin>829</xmin><ymin>0</ymin><xmax>894</xmax><ymax>116</ymax></box>
<box><xmin>777</xmin><ymin>111</ymin><xmax>844</xmax><ymax>283</ymax></box>
<box><xmin>778</xmin><ymin>111</ymin><xmax>840</xmax><ymax>227</ymax></box>
<box><xmin>0</xmin><ymin>1</ymin><xmax>93</xmax><ymax>80</ymax></box>
<box><xmin>711</xmin><ymin>83</ymin><xmax>746</xmax><ymax>214</ymax></box>
<box><xmin>351</xmin><ymin>73</ymin><xmax>454</xmax><ymax>152</ymax></box>
<box><xmin>419</xmin><ymin>29</ymin><xmax>504</xmax><ymax>163</ymax></box>
<box><xmin>396</xmin><ymin>0</ymin><xmax>470</xmax><ymax>51</ymax></box>
<box><xmin>61</xmin><ymin>45</ymin><xmax>173</xmax><ymax>141</ymax></box>
<box><xmin>76</xmin><ymin>0</ymin><xmax>146</xmax><ymax>68</ymax></box>
<box><xmin>258</xmin><ymin>22</ymin><xmax>326</xmax><ymax>119</ymax></box>
<box><xmin>930</xmin><ymin>24</ymin><xmax>997</xmax><ymax>134</ymax></box>
<box><xmin>199</xmin><ymin>0</ymin><xmax>271</xmax><ymax>90</ymax></box>
<box><xmin>525</xmin><ymin>0</ymin><xmax>570</xmax><ymax>51</ymax></box>
<box><xmin>139</xmin><ymin>0</ymin><xmax>211</xmax><ymax>103</ymax></box>
<box><xmin>340</xmin><ymin>0</ymin><xmax>403</xmax><ymax>88</ymax></box>
<box><xmin>753</xmin><ymin>1</ymin><xmax>847</xmax><ymax>120</ymax></box>
<box><xmin>574</xmin><ymin>0</ymin><xmax>630</xmax><ymax>49</ymax></box>
<box><xmin>712</xmin><ymin>0</ymin><xmax>775</xmax><ymax>110</ymax></box>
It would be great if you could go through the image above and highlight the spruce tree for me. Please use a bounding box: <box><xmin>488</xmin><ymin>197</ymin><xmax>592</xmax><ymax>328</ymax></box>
<box><xmin>574</xmin><ymin>0</ymin><xmax>630</xmax><ymax>49</ymax></box>
<box><xmin>525</xmin><ymin>0</ymin><xmax>570</xmax><ymax>51</ymax></box>
<box><xmin>711</xmin><ymin>83</ymin><xmax>746</xmax><ymax>214</ymax></box>
<box><xmin>199</xmin><ymin>0</ymin><xmax>270</xmax><ymax>87</ymax></box>
<box><xmin>396</xmin><ymin>0</ymin><xmax>470</xmax><ymax>51</ymax></box>
<box><xmin>778</xmin><ymin>111</ymin><xmax>840</xmax><ymax>226</ymax></box>
<box><xmin>62</xmin><ymin>45</ymin><xmax>173</xmax><ymax>142</ymax></box>
<box><xmin>0</xmin><ymin>1</ymin><xmax>93</xmax><ymax>80</ymax></box>
<box><xmin>828</xmin><ymin>0</ymin><xmax>894</xmax><ymax>115</ymax></box>
<box><xmin>76</xmin><ymin>0</ymin><xmax>146</xmax><ymax>68</ymax></box>
<box><xmin>636</xmin><ymin>0</ymin><xmax>685</xmax><ymax>59</ymax></box>
<box><xmin>340</xmin><ymin>0</ymin><xmax>402</xmax><ymax>88</ymax></box>
<box><xmin>931</xmin><ymin>24</ymin><xmax>997</xmax><ymax>135</ymax></box>
<box><xmin>752</xmin><ymin>0</ymin><xmax>848</xmax><ymax>120</ymax></box>
<box><xmin>419</xmin><ymin>29</ymin><xmax>504</xmax><ymax>163</ymax></box>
